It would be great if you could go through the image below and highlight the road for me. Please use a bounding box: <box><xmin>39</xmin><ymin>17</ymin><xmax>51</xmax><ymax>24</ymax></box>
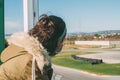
<box><xmin>52</xmin><ymin>48</ymin><xmax>120</xmax><ymax>80</ymax></box>
<box><xmin>77</xmin><ymin>48</ymin><xmax>120</xmax><ymax>64</ymax></box>
<box><xmin>52</xmin><ymin>65</ymin><xmax>120</xmax><ymax>80</ymax></box>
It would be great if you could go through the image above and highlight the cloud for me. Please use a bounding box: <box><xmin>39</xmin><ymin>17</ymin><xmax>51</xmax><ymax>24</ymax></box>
<box><xmin>5</xmin><ymin>20</ymin><xmax>23</xmax><ymax>34</ymax></box>
<box><xmin>5</xmin><ymin>20</ymin><xmax>21</xmax><ymax>28</ymax></box>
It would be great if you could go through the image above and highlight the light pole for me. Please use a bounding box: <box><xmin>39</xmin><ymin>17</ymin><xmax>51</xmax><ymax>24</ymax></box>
<box><xmin>23</xmin><ymin>0</ymin><xmax>39</xmax><ymax>32</ymax></box>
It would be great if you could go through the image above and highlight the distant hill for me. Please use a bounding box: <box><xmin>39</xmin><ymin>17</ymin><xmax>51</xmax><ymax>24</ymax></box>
<box><xmin>5</xmin><ymin>34</ymin><xmax>12</xmax><ymax>37</ymax></box>
<box><xmin>95</xmin><ymin>30</ymin><xmax>120</xmax><ymax>35</ymax></box>
<box><xmin>68</xmin><ymin>30</ymin><xmax>120</xmax><ymax>36</ymax></box>
<box><xmin>5</xmin><ymin>30</ymin><xmax>120</xmax><ymax>37</ymax></box>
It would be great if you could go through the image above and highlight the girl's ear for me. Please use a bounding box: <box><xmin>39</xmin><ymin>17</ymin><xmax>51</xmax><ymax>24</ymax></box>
<box><xmin>54</xmin><ymin>41</ymin><xmax>63</xmax><ymax>54</ymax></box>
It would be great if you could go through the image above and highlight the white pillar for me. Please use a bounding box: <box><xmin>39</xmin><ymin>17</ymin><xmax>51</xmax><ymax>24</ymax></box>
<box><xmin>23</xmin><ymin>0</ymin><xmax>39</xmax><ymax>32</ymax></box>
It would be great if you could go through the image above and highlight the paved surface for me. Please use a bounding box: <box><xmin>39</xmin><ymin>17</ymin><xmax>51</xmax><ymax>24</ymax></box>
<box><xmin>52</xmin><ymin>65</ymin><xmax>120</xmax><ymax>80</ymax></box>
<box><xmin>77</xmin><ymin>48</ymin><xmax>120</xmax><ymax>64</ymax></box>
<box><xmin>52</xmin><ymin>48</ymin><xmax>120</xmax><ymax>80</ymax></box>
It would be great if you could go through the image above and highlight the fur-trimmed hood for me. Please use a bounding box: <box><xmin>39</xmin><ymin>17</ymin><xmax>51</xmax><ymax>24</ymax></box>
<box><xmin>6</xmin><ymin>32</ymin><xmax>50</xmax><ymax>74</ymax></box>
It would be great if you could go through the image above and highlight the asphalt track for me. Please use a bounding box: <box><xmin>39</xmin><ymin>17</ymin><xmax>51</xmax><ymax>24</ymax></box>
<box><xmin>52</xmin><ymin>65</ymin><xmax>120</xmax><ymax>80</ymax></box>
<box><xmin>78</xmin><ymin>48</ymin><xmax>120</xmax><ymax>64</ymax></box>
<box><xmin>52</xmin><ymin>48</ymin><xmax>120</xmax><ymax>80</ymax></box>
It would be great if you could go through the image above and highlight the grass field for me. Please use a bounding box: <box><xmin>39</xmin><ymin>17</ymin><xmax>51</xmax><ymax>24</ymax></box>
<box><xmin>52</xmin><ymin>50</ymin><xmax>120</xmax><ymax>75</ymax></box>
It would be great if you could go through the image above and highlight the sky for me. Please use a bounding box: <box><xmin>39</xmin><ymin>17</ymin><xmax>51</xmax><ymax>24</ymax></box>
<box><xmin>5</xmin><ymin>0</ymin><xmax>120</xmax><ymax>34</ymax></box>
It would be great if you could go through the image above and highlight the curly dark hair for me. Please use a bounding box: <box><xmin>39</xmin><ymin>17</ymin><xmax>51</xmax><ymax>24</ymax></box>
<box><xmin>28</xmin><ymin>14</ymin><xmax>66</xmax><ymax>56</ymax></box>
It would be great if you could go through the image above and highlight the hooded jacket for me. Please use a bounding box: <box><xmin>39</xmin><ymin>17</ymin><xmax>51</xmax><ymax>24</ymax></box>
<box><xmin>0</xmin><ymin>32</ymin><xmax>50</xmax><ymax>80</ymax></box>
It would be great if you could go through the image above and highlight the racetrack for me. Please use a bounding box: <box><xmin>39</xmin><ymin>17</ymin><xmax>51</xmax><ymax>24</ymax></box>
<box><xmin>77</xmin><ymin>48</ymin><xmax>120</xmax><ymax>64</ymax></box>
<box><xmin>52</xmin><ymin>65</ymin><xmax>120</xmax><ymax>80</ymax></box>
<box><xmin>52</xmin><ymin>48</ymin><xmax>120</xmax><ymax>80</ymax></box>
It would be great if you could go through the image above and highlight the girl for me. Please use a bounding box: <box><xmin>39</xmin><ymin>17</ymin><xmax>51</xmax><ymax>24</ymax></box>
<box><xmin>0</xmin><ymin>14</ymin><xmax>67</xmax><ymax>80</ymax></box>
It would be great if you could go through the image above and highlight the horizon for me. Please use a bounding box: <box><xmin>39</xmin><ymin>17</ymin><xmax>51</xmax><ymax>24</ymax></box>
<box><xmin>5</xmin><ymin>29</ymin><xmax>120</xmax><ymax>35</ymax></box>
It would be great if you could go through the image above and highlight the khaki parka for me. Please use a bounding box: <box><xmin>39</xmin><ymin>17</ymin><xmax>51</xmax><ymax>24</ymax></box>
<box><xmin>0</xmin><ymin>32</ymin><xmax>50</xmax><ymax>80</ymax></box>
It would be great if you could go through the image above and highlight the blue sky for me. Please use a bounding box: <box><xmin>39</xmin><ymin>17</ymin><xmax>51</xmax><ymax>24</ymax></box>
<box><xmin>5</xmin><ymin>0</ymin><xmax>120</xmax><ymax>34</ymax></box>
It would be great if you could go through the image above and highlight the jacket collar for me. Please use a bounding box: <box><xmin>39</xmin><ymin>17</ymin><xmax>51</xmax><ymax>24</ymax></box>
<box><xmin>6</xmin><ymin>32</ymin><xmax>50</xmax><ymax>72</ymax></box>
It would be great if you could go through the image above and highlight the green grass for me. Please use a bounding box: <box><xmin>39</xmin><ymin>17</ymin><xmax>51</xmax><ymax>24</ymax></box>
<box><xmin>52</xmin><ymin>51</ymin><xmax>120</xmax><ymax>75</ymax></box>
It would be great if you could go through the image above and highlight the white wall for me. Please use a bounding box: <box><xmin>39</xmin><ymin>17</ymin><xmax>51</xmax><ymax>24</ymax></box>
<box><xmin>109</xmin><ymin>41</ymin><xmax>120</xmax><ymax>45</ymax></box>
<box><xmin>75</xmin><ymin>41</ymin><xmax>120</xmax><ymax>48</ymax></box>
<box><xmin>75</xmin><ymin>41</ymin><xmax>110</xmax><ymax>46</ymax></box>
